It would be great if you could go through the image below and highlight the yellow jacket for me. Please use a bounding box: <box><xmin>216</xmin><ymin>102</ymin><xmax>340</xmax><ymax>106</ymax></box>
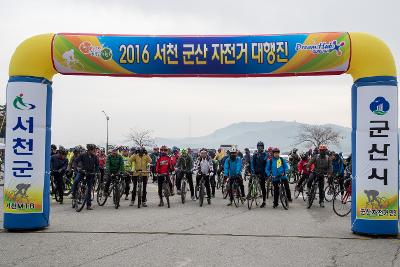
<box><xmin>129</xmin><ymin>154</ymin><xmax>152</xmax><ymax>176</ymax></box>
<box><xmin>215</xmin><ymin>151</ymin><xmax>225</xmax><ymax>161</ymax></box>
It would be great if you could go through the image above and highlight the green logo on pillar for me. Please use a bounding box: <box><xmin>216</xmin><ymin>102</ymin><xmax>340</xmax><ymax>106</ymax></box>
<box><xmin>13</xmin><ymin>93</ymin><xmax>36</xmax><ymax>110</ymax></box>
<box><xmin>101</xmin><ymin>48</ymin><xmax>112</xmax><ymax>61</ymax></box>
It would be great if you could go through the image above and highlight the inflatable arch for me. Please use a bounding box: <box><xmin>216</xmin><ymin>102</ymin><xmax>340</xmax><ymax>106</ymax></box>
<box><xmin>3</xmin><ymin>32</ymin><xmax>398</xmax><ymax>235</ymax></box>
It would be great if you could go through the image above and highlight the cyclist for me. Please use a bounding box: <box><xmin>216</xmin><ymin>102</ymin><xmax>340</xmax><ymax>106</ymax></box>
<box><xmin>266</xmin><ymin>147</ymin><xmax>292</xmax><ymax>208</ymax></box>
<box><xmin>170</xmin><ymin>147</ymin><xmax>180</xmax><ymax>192</ymax></box>
<box><xmin>306</xmin><ymin>144</ymin><xmax>333</xmax><ymax>208</ymax></box>
<box><xmin>267</xmin><ymin>147</ymin><xmax>273</xmax><ymax>160</ymax></box>
<box><xmin>250</xmin><ymin>141</ymin><xmax>268</xmax><ymax>208</ymax></box>
<box><xmin>156</xmin><ymin>145</ymin><xmax>174</xmax><ymax>206</ymax></box>
<box><xmin>243</xmin><ymin>148</ymin><xmax>251</xmax><ymax>175</ymax></box>
<box><xmin>296</xmin><ymin>153</ymin><xmax>314</xmax><ymax>191</ymax></box>
<box><xmin>195</xmin><ymin>149</ymin><xmax>214</xmax><ymax>205</ymax></box>
<box><xmin>129</xmin><ymin>147</ymin><xmax>152</xmax><ymax>207</ymax></box>
<box><xmin>51</xmin><ymin>144</ymin><xmax>58</xmax><ymax>156</ymax></box>
<box><xmin>224</xmin><ymin>148</ymin><xmax>244</xmax><ymax>206</ymax></box>
<box><xmin>332</xmin><ymin>152</ymin><xmax>345</xmax><ymax>195</ymax></box>
<box><xmin>210</xmin><ymin>156</ymin><xmax>219</xmax><ymax>198</ymax></box>
<box><xmin>103</xmin><ymin>148</ymin><xmax>124</xmax><ymax>197</ymax></box>
<box><xmin>50</xmin><ymin>146</ymin><xmax>68</xmax><ymax>204</ymax></box>
<box><xmin>150</xmin><ymin>147</ymin><xmax>160</xmax><ymax>182</ymax></box>
<box><xmin>289</xmin><ymin>148</ymin><xmax>300</xmax><ymax>167</ymax></box>
<box><xmin>175</xmin><ymin>148</ymin><xmax>195</xmax><ymax>200</ymax></box>
<box><xmin>97</xmin><ymin>148</ymin><xmax>106</xmax><ymax>185</ymax></box>
<box><xmin>72</xmin><ymin>144</ymin><xmax>99</xmax><ymax>210</ymax></box>
<box><xmin>122</xmin><ymin>148</ymin><xmax>133</xmax><ymax>200</ymax></box>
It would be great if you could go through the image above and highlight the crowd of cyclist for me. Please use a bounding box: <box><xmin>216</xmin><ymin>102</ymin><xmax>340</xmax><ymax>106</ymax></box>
<box><xmin>50</xmin><ymin>141</ymin><xmax>351</xmax><ymax>210</ymax></box>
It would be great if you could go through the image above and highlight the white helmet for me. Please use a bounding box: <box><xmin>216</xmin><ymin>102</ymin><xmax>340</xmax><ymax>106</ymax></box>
<box><xmin>229</xmin><ymin>147</ymin><xmax>238</xmax><ymax>153</ymax></box>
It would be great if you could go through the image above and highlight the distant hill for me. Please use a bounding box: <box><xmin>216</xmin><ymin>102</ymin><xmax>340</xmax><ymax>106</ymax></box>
<box><xmin>155</xmin><ymin>121</ymin><xmax>351</xmax><ymax>153</ymax></box>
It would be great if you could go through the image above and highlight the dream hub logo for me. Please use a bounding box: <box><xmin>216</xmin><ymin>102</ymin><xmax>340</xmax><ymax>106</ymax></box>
<box><xmin>370</xmin><ymin>97</ymin><xmax>390</xmax><ymax>115</ymax></box>
<box><xmin>295</xmin><ymin>40</ymin><xmax>345</xmax><ymax>56</ymax></box>
<box><xmin>13</xmin><ymin>93</ymin><xmax>36</xmax><ymax>110</ymax></box>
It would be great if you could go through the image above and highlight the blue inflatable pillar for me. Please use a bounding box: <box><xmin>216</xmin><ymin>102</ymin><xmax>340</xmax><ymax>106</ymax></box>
<box><xmin>3</xmin><ymin>76</ymin><xmax>52</xmax><ymax>230</ymax></box>
<box><xmin>351</xmin><ymin>76</ymin><xmax>398</xmax><ymax>235</ymax></box>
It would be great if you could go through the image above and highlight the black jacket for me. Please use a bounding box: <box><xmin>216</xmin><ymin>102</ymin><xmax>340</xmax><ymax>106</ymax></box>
<box><xmin>76</xmin><ymin>152</ymin><xmax>99</xmax><ymax>173</ymax></box>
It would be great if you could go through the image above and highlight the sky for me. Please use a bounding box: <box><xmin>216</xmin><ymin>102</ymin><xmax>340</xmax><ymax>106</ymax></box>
<box><xmin>1</xmin><ymin>0</ymin><xmax>399</xmax><ymax>147</ymax></box>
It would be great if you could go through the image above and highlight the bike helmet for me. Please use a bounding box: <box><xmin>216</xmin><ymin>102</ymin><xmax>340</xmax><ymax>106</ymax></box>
<box><xmin>160</xmin><ymin>145</ymin><xmax>168</xmax><ymax>152</ymax></box>
<box><xmin>319</xmin><ymin>144</ymin><xmax>328</xmax><ymax>151</ymax></box>
<box><xmin>267</xmin><ymin>147</ymin><xmax>273</xmax><ymax>151</ymax></box>
<box><xmin>257</xmin><ymin>141</ymin><xmax>264</xmax><ymax>148</ymax></box>
<box><xmin>272</xmin><ymin>147</ymin><xmax>280</xmax><ymax>153</ymax></box>
<box><xmin>293</xmin><ymin>148</ymin><xmax>298</xmax><ymax>153</ymax></box>
<box><xmin>86</xmin><ymin>144</ymin><xmax>96</xmax><ymax>151</ymax></box>
<box><xmin>300</xmin><ymin>153</ymin><xmax>308</xmax><ymax>160</ymax></box>
<box><xmin>58</xmin><ymin>146</ymin><xmax>67</xmax><ymax>155</ymax></box>
<box><xmin>244</xmin><ymin>148</ymin><xmax>250</xmax><ymax>152</ymax></box>
<box><xmin>51</xmin><ymin>144</ymin><xmax>57</xmax><ymax>150</ymax></box>
<box><xmin>229</xmin><ymin>147</ymin><xmax>238</xmax><ymax>154</ymax></box>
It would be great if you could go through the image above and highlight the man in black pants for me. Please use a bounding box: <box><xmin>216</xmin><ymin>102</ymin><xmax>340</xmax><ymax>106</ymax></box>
<box><xmin>50</xmin><ymin>147</ymin><xmax>68</xmax><ymax>204</ymax></box>
<box><xmin>195</xmin><ymin>149</ymin><xmax>213</xmax><ymax>205</ymax></box>
<box><xmin>250</xmin><ymin>141</ymin><xmax>268</xmax><ymax>208</ymax></box>
<box><xmin>307</xmin><ymin>145</ymin><xmax>333</xmax><ymax>208</ymax></box>
<box><xmin>176</xmin><ymin>148</ymin><xmax>195</xmax><ymax>200</ymax></box>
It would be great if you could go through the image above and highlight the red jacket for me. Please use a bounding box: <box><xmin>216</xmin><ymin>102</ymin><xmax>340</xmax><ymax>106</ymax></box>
<box><xmin>297</xmin><ymin>159</ymin><xmax>314</xmax><ymax>175</ymax></box>
<box><xmin>156</xmin><ymin>155</ymin><xmax>172</xmax><ymax>175</ymax></box>
<box><xmin>170</xmin><ymin>153</ymin><xmax>180</xmax><ymax>168</ymax></box>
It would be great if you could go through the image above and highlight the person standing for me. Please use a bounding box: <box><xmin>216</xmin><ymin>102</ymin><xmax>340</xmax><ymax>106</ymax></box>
<box><xmin>129</xmin><ymin>147</ymin><xmax>152</xmax><ymax>207</ymax></box>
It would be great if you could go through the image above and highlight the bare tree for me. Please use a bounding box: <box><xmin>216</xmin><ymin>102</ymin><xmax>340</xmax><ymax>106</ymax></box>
<box><xmin>294</xmin><ymin>124</ymin><xmax>343</xmax><ymax>148</ymax></box>
<box><xmin>125</xmin><ymin>128</ymin><xmax>155</xmax><ymax>148</ymax></box>
<box><xmin>0</xmin><ymin>104</ymin><xmax>6</xmax><ymax>138</ymax></box>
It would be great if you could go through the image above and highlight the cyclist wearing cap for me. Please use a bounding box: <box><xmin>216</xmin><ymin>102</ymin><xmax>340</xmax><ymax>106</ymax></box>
<box><xmin>306</xmin><ymin>144</ymin><xmax>333</xmax><ymax>208</ymax></box>
<box><xmin>129</xmin><ymin>147</ymin><xmax>152</xmax><ymax>207</ymax></box>
<box><xmin>176</xmin><ymin>148</ymin><xmax>195</xmax><ymax>200</ymax></box>
<box><xmin>103</xmin><ymin>148</ymin><xmax>124</xmax><ymax>197</ymax></box>
<box><xmin>266</xmin><ymin>147</ymin><xmax>292</xmax><ymax>208</ymax></box>
<box><xmin>224</xmin><ymin>148</ymin><xmax>244</xmax><ymax>206</ymax></box>
<box><xmin>50</xmin><ymin>147</ymin><xmax>68</xmax><ymax>204</ymax></box>
<box><xmin>250</xmin><ymin>141</ymin><xmax>268</xmax><ymax>208</ymax></box>
<box><xmin>72</xmin><ymin>144</ymin><xmax>99</xmax><ymax>210</ymax></box>
<box><xmin>156</xmin><ymin>145</ymin><xmax>174</xmax><ymax>207</ymax></box>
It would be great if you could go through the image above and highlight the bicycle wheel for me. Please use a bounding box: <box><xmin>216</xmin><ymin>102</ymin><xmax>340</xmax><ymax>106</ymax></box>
<box><xmin>75</xmin><ymin>181</ymin><xmax>87</xmax><ymax>212</ymax></box>
<box><xmin>113</xmin><ymin>185</ymin><xmax>120</xmax><ymax>209</ymax></box>
<box><xmin>280</xmin><ymin>185</ymin><xmax>289</xmax><ymax>210</ymax></box>
<box><xmin>163</xmin><ymin>182</ymin><xmax>170</xmax><ymax>208</ymax></box>
<box><xmin>247</xmin><ymin>182</ymin><xmax>255</xmax><ymax>210</ymax></box>
<box><xmin>96</xmin><ymin>183</ymin><xmax>107</xmax><ymax>206</ymax></box>
<box><xmin>333</xmin><ymin>191</ymin><xmax>351</xmax><ymax>217</ymax></box>
<box><xmin>195</xmin><ymin>184</ymin><xmax>199</xmax><ymax>199</ymax></box>
<box><xmin>199</xmin><ymin>182</ymin><xmax>205</xmax><ymax>207</ymax></box>
<box><xmin>216</xmin><ymin>176</ymin><xmax>221</xmax><ymax>189</ymax></box>
<box><xmin>294</xmin><ymin>185</ymin><xmax>301</xmax><ymax>199</ymax></box>
<box><xmin>307</xmin><ymin>184</ymin><xmax>316</xmax><ymax>209</ymax></box>
<box><xmin>222</xmin><ymin>180</ymin><xmax>229</xmax><ymax>199</ymax></box>
<box><xmin>63</xmin><ymin>176</ymin><xmax>72</xmax><ymax>196</ymax></box>
<box><xmin>181</xmin><ymin>180</ymin><xmax>187</xmax><ymax>204</ymax></box>
<box><xmin>137</xmin><ymin>182</ymin><xmax>142</xmax><ymax>209</ymax></box>
<box><xmin>324</xmin><ymin>184</ymin><xmax>336</xmax><ymax>202</ymax></box>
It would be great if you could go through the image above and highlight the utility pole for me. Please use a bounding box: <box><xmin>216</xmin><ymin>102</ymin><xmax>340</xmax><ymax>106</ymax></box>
<box><xmin>102</xmin><ymin>111</ymin><xmax>110</xmax><ymax>155</ymax></box>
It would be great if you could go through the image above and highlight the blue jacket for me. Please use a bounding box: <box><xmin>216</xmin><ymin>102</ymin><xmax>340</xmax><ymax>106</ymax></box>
<box><xmin>224</xmin><ymin>157</ymin><xmax>242</xmax><ymax>179</ymax></box>
<box><xmin>251</xmin><ymin>151</ymin><xmax>267</xmax><ymax>176</ymax></box>
<box><xmin>332</xmin><ymin>158</ymin><xmax>344</xmax><ymax>176</ymax></box>
<box><xmin>266</xmin><ymin>157</ymin><xmax>289</xmax><ymax>182</ymax></box>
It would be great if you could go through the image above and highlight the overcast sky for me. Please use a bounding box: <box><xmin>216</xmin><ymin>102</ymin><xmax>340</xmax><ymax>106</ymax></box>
<box><xmin>1</xmin><ymin>0</ymin><xmax>399</xmax><ymax>147</ymax></box>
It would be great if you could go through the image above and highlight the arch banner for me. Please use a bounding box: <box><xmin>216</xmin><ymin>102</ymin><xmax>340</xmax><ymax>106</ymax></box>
<box><xmin>52</xmin><ymin>32</ymin><xmax>350</xmax><ymax>77</ymax></box>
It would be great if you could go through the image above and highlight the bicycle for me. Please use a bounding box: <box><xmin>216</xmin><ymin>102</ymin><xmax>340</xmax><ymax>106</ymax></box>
<box><xmin>50</xmin><ymin>172</ymin><xmax>62</xmax><ymax>203</ymax></box>
<box><xmin>135</xmin><ymin>168</ymin><xmax>150</xmax><ymax>208</ymax></box>
<box><xmin>96</xmin><ymin>173</ymin><xmax>124</xmax><ymax>209</ymax></box>
<box><xmin>195</xmin><ymin>173</ymin><xmax>209</xmax><ymax>207</ymax></box>
<box><xmin>179</xmin><ymin>171</ymin><xmax>192</xmax><ymax>204</ymax></box>
<box><xmin>160</xmin><ymin>175</ymin><xmax>171</xmax><ymax>208</ymax></box>
<box><xmin>288</xmin><ymin>166</ymin><xmax>299</xmax><ymax>184</ymax></box>
<box><xmin>324</xmin><ymin>174</ymin><xmax>341</xmax><ymax>202</ymax></box>
<box><xmin>272</xmin><ymin>176</ymin><xmax>289</xmax><ymax>210</ymax></box>
<box><xmin>222</xmin><ymin>177</ymin><xmax>229</xmax><ymax>199</ymax></box>
<box><xmin>229</xmin><ymin>176</ymin><xmax>245</xmax><ymax>208</ymax></box>
<box><xmin>265</xmin><ymin>175</ymin><xmax>273</xmax><ymax>199</ymax></box>
<box><xmin>247</xmin><ymin>175</ymin><xmax>261</xmax><ymax>210</ymax></box>
<box><xmin>293</xmin><ymin>175</ymin><xmax>307</xmax><ymax>201</ymax></box>
<box><xmin>170</xmin><ymin>171</ymin><xmax>176</xmax><ymax>195</ymax></box>
<box><xmin>307</xmin><ymin>172</ymin><xmax>326</xmax><ymax>209</ymax></box>
<box><xmin>73</xmin><ymin>171</ymin><xmax>95</xmax><ymax>212</ymax></box>
<box><xmin>333</xmin><ymin>178</ymin><xmax>352</xmax><ymax>217</ymax></box>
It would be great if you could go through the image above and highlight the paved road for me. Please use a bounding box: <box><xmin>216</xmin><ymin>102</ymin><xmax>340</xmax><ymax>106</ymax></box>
<box><xmin>1</xmin><ymin>183</ymin><xmax>399</xmax><ymax>267</ymax></box>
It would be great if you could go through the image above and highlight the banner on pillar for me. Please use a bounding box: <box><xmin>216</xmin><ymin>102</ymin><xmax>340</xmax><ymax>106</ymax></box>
<box><xmin>356</xmin><ymin>85</ymin><xmax>398</xmax><ymax>220</ymax></box>
<box><xmin>4</xmin><ymin>82</ymin><xmax>48</xmax><ymax>213</ymax></box>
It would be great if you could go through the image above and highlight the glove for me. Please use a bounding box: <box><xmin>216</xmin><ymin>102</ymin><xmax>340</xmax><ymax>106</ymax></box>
<box><xmin>210</xmin><ymin>172</ymin><xmax>214</xmax><ymax>177</ymax></box>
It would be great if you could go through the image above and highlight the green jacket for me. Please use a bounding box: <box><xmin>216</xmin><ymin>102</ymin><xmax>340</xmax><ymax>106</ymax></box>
<box><xmin>106</xmin><ymin>154</ymin><xmax>124</xmax><ymax>173</ymax></box>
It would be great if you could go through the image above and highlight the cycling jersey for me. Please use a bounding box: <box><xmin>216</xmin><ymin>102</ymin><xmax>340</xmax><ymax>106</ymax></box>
<box><xmin>106</xmin><ymin>154</ymin><xmax>124</xmax><ymax>173</ymax></box>
<box><xmin>266</xmin><ymin>157</ymin><xmax>288</xmax><ymax>181</ymax></box>
<box><xmin>251</xmin><ymin>151</ymin><xmax>267</xmax><ymax>175</ymax></box>
<box><xmin>122</xmin><ymin>155</ymin><xmax>132</xmax><ymax>172</ymax></box>
<box><xmin>297</xmin><ymin>159</ymin><xmax>314</xmax><ymax>176</ymax></box>
<box><xmin>224</xmin><ymin>157</ymin><xmax>242</xmax><ymax>178</ymax></box>
<box><xmin>156</xmin><ymin>155</ymin><xmax>172</xmax><ymax>175</ymax></box>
